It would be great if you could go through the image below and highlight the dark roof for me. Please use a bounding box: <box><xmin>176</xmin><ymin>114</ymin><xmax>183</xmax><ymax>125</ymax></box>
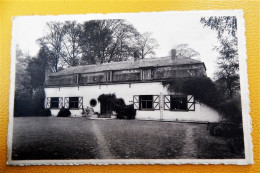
<box><xmin>50</xmin><ymin>56</ymin><xmax>205</xmax><ymax>76</ymax></box>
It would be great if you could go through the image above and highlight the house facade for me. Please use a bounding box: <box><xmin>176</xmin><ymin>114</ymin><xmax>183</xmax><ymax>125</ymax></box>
<box><xmin>44</xmin><ymin>53</ymin><xmax>221</xmax><ymax>122</ymax></box>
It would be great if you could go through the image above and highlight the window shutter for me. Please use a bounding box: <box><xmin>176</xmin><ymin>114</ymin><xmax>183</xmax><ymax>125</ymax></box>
<box><xmin>133</xmin><ymin>95</ymin><xmax>139</xmax><ymax>110</ymax></box>
<box><xmin>164</xmin><ymin>95</ymin><xmax>171</xmax><ymax>110</ymax></box>
<box><xmin>64</xmin><ymin>97</ymin><xmax>69</xmax><ymax>109</ymax></box>
<box><xmin>187</xmin><ymin>95</ymin><xmax>195</xmax><ymax>111</ymax></box>
<box><xmin>78</xmin><ymin>97</ymin><xmax>83</xmax><ymax>109</ymax></box>
<box><xmin>59</xmin><ymin>97</ymin><xmax>63</xmax><ymax>108</ymax></box>
<box><xmin>46</xmin><ymin>97</ymin><xmax>51</xmax><ymax>109</ymax></box>
<box><xmin>153</xmin><ymin>95</ymin><xmax>160</xmax><ymax>110</ymax></box>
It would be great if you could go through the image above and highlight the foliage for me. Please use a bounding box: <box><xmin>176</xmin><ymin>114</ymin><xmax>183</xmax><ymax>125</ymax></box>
<box><xmin>57</xmin><ymin>107</ymin><xmax>71</xmax><ymax>117</ymax></box>
<box><xmin>200</xmin><ymin>16</ymin><xmax>239</xmax><ymax>98</ymax></box>
<box><xmin>111</xmin><ymin>98</ymin><xmax>136</xmax><ymax>119</ymax></box>
<box><xmin>38</xmin><ymin>109</ymin><xmax>52</xmax><ymax>117</ymax></box>
<box><xmin>31</xmin><ymin>86</ymin><xmax>46</xmax><ymax>114</ymax></box>
<box><xmin>79</xmin><ymin>19</ymin><xmax>140</xmax><ymax>64</ymax></box>
<box><xmin>208</xmin><ymin>123</ymin><xmax>244</xmax><ymax>154</ymax></box>
<box><xmin>200</xmin><ymin>16</ymin><xmax>237</xmax><ymax>40</ymax></box>
<box><xmin>36</xmin><ymin>20</ymin><xmax>158</xmax><ymax>68</ymax></box>
<box><xmin>97</xmin><ymin>94</ymin><xmax>136</xmax><ymax>119</ymax></box>
<box><xmin>171</xmin><ymin>44</ymin><xmax>200</xmax><ymax>58</ymax></box>
<box><xmin>15</xmin><ymin>46</ymin><xmax>32</xmax><ymax>99</ymax></box>
<box><xmin>26</xmin><ymin>46</ymin><xmax>50</xmax><ymax>89</ymax></box>
<box><xmin>163</xmin><ymin>77</ymin><xmax>242</xmax><ymax>124</ymax></box>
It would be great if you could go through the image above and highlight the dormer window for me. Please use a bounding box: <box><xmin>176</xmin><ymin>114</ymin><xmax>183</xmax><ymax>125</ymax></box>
<box><xmin>106</xmin><ymin>71</ymin><xmax>112</xmax><ymax>82</ymax></box>
<box><xmin>142</xmin><ymin>68</ymin><xmax>152</xmax><ymax>80</ymax></box>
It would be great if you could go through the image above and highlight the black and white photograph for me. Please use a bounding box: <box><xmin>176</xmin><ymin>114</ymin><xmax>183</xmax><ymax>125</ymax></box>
<box><xmin>8</xmin><ymin>10</ymin><xmax>252</xmax><ymax>165</ymax></box>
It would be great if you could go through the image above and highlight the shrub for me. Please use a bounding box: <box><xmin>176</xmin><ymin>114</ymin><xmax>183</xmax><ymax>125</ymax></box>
<box><xmin>98</xmin><ymin>94</ymin><xmax>136</xmax><ymax>119</ymax></box>
<box><xmin>57</xmin><ymin>107</ymin><xmax>71</xmax><ymax>117</ymax></box>
<box><xmin>113</xmin><ymin>104</ymin><xmax>136</xmax><ymax>119</ymax></box>
<box><xmin>38</xmin><ymin>108</ymin><xmax>52</xmax><ymax>117</ymax></box>
<box><xmin>163</xmin><ymin>77</ymin><xmax>242</xmax><ymax>124</ymax></box>
<box><xmin>218</xmin><ymin>98</ymin><xmax>242</xmax><ymax>124</ymax></box>
<box><xmin>208</xmin><ymin>122</ymin><xmax>245</xmax><ymax>154</ymax></box>
<box><xmin>208</xmin><ymin>123</ymin><xmax>243</xmax><ymax>138</ymax></box>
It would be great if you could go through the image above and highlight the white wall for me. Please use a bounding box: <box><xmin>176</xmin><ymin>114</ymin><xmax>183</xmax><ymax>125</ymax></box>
<box><xmin>136</xmin><ymin>103</ymin><xmax>220</xmax><ymax>122</ymax></box>
<box><xmin>44</xmin><ymin>82</ymin><xmax>221</xmax><ymax>122</ymax></box>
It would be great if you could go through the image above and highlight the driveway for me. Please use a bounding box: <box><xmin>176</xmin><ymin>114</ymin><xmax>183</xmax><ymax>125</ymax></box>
<box><xmin>12</xmin><ymin>117</ymin><xmax>244</xmax><ymax>160</ymax></box>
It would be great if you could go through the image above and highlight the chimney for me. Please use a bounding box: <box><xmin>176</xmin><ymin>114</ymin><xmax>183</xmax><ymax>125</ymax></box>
<box><xmin>171</xmin><ymin>49</ymin><xmax>177</xmax><ymax>60</ymax></box>
<box><xmin>45</xmin><ymin>67</ymin><xmax>52</xmax><ymax>81</ymax></box>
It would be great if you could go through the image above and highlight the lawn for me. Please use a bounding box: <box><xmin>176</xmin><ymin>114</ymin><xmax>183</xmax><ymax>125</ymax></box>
<box><xmin>11</xmin><ymin>117</ymin><xmax>244</xmax><ymax>160</ymax></box>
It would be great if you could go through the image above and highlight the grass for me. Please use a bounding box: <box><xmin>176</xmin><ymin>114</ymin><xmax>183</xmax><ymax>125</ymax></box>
<box><xmin>12</xmin><ymin>117</ymin><xmax>244</xmax><ymax>160</ymax></box>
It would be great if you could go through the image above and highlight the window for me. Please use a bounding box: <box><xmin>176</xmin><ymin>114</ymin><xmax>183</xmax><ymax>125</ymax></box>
<box><xmin>69</xmin><ymin>97</ymin><xmax>79</xmax><ymax>108</ymax></box>
<box><xmin>50</xmin><ymin>97</ymin><xmax>59</xmax><ymax>108</ymax></box>
<box><xmin>170</xmin><ymin>95</ymin><xmax>187</xmax><ymax>111</ymax></box>
<box><xmin>64</xmin><ymin>97</ymin><xmax>83</xmax><ymax>109</ymax></box>
<box><xmin>140</xmin><ymin>95</ymin><xmax>153</xmax><ymax>110</ymax></box>
<box><xmin>46</xmin><ymin>97</ymin><xmax>63</xmax><ymax>109</ymax></box>
<box><xmin>142</xmin><ymin>69</ymin><xmax>152</xmax><ymax>80</ymax></box>
<box><xmin>90</xmin><ymin>99</ymin><xmax>97</xmax><ymax>107</ymax></box>
<box><xmin>106</xmin><ymin>71</ymin><xmax>112</xmax><ymax>81</ymax></box>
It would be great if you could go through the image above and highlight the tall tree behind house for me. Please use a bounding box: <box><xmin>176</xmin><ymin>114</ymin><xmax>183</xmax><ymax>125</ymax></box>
<box><xmin>136</xmin><ymin>32</ymin><xmax>159</xmax><ymax>59</ymax></box>
<box><xmin>37</xmin><ymin>22</ymin><xmax>65</xmax><ymax>72</ymax></box>
<box><xmin>61</xmin><ymin>21</ymin><xmax>82</xmax><ymax>67</ymax></box>
<box><xmin>15</xmin><ymin>46</ymin><xmax>31</xmax><ymax>99</ymax></box>
<box><xmin>78</xmin><ymin>19</ymin><xmax>141</xmax><ymax>64</ymax></box>
<box><xmin>171</xmin><ymin>44</ymin><xmax>200</xmax><ymax>59</ymax></box>
<box><xmin>200</xmin><ymin>16</ymin><xmax>239</xmax><ymax>98</ymax></box>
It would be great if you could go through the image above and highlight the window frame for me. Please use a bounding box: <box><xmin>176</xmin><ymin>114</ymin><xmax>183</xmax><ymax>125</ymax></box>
<box><xmin>139</xmin><ymin>95</ymin><xmax>154</xmax><ymax>110</ymax></box>
<box><xmin>50</xmin><ymin>97</ymin><xmax>59</xmax><ymax>109</ymax></box>
<box><xmin>170</xmin><ymin>95</ymin><xmax>188</xmax><ymax>111</ymax></box>
<box><xmin>46</xmin><ymin>97</ymin><xmax>63</xmax><ymax>109</ymax></box>
<box><xmin>64</xmin><ymin>97</ymin><xmax>83</xmax><ymax>109</ymax></box>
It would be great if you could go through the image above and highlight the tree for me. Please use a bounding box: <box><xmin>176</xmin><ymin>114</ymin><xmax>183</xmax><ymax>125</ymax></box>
<box><xmin>38</xmin><ymin>22</ymin><xmax>65</xmax><ymax>72</ymax></box>
<box><xmin>61</xmin><ymin>21</ymin><xmax>82</xmax><ymax>67</ymax></box>
<box><xmin>136</xmin><ymin>32</ymin><xmax>159</xmax><ymax>59</ymax></box>
<box><xmin>171</xmin><ymin>44</ymin><xmax>200</xmax><ymax>58</ymax></box>
<box><xmin>79</xmin><ymin>20</ymin><xmax>113</xmax><ymax>64</ymax></box>
<box><xmin>214</xmin><ymin>39</ymin><xmax>239</xmax><ymax>97</ymax></box>
<box><xmin>26</xmin><ymin>46</ymin><xmax>50</xmax><ymax>90</ymax></box>
<box><xmin>201</xmin><ymin>16</ymin><xmax>239</xmax><ymax>98</ymax></box>
<box><xmin>15</xmin><ymin>45</ymin><xmax>31</xmax><ymax>99</ymax></box>
<box><xmin>106</xmin><ymin>20</ymin><xmax>139</xmax><ymax>62</ymax></box>
<box><xmin>79</xmin><ymin>19</ymin><xmax>140</xmax><ymax>64</ymax></box>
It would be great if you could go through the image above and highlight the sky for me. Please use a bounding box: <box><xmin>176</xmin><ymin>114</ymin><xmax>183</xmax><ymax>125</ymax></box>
<box><xmin>12</xmin><ymin>11</ymin><xmax>222</xmax><ymax>78</ymax></box>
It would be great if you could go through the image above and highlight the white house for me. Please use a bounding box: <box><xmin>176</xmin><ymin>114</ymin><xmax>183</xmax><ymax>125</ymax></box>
<box><xmin>44</xmin><ymin>52</ymin><xmax>221</xmax><ymax>122</ymax></box>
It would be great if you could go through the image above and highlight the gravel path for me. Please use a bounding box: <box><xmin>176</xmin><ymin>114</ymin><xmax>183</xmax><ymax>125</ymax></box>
<box><xmin>91</xmin><ymin>121</ymin><xmax>114</xmax><ymax>159</ymax></box>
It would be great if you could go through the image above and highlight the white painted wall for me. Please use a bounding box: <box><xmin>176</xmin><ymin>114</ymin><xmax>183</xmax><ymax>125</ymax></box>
<box><xmin>44</xmin><ymin>82</ymin><xmax>221</xmax><ymax>122</ymax></box>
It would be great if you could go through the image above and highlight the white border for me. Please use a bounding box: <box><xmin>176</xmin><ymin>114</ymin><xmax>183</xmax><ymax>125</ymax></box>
<box><xmin>7</xmin><ymin>10</ymin><xmax>253</xmax><ymax>166</ymax></box>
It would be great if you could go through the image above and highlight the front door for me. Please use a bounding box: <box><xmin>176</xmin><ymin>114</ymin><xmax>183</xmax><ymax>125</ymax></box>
<box><xmin>100</xmin><ymin>102</ymin><xmax>112</xmax><ymax>118</ymax></box>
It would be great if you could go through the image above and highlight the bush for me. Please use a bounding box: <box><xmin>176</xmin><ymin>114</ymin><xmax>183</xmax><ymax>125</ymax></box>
<box><xmin>98</xmin><ymin>94</ymin><xmax>136</xmax><ymax>119</ymax></box>
<box><xmin>38</xmin><ymin>108</ymin><xmax>52</xmax><ymax>117</ymax></box>
<box><xmin>208</xmin><ymin>123</ymin><xmax>244</xmax><ymax>154</ymax></box>
<box><xmin>113</xmin><ymin>104</ymin><xmax>136</xmax><ymax>119</ymax></box>
<box><xmin>208</xmin><ymin>123</ymin><xmax>243</xmax><ymax>138</ymax></box>
<box><xmin>218</xmin><ymin>98</ymin><xmax>242</xmax><ymax>124</ymax></box>
<box><xmin>57</xmin><ymin>107</ymin><xmax>71</xmax><ymax>117</ymax></box>
<box><xmin>163</xmin><ymin>77</ymin><xmax>242</xmax><ymax>124</ymax></box>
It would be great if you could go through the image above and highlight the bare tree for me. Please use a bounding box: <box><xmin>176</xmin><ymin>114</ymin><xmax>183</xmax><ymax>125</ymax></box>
<box><xmin>61</xmin><ymin>21</ymin><xmax>82</xmax><ymax>67</ymax></box>
<box><xmin>136</xmin><ymin>32</ymin><xmax>159</xmax><ymax>59</ymax></box>
<box><xmin>106</xmin><ymin>20</ymin><xmax>139</xmax><ymax>62</ymax></box>
<box><xmin>38</xmin><ymin>22</ymin><xmax>65</xmax><ymax>72</ymax></box>
<box><xmin>172</xmin><ymin>44</ymin><xmax>200</xmax><ymax>58</ymax></box>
